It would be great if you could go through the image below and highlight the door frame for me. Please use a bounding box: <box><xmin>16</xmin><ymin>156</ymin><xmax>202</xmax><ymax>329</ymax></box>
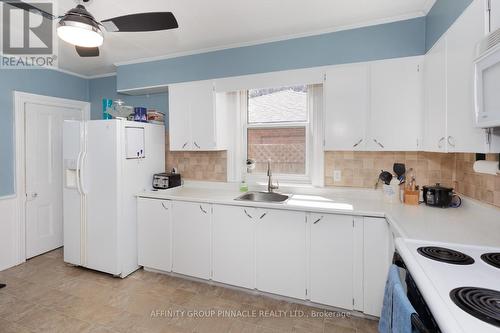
<box><xmin>14</xmin><ymin>91</ymin><xmax>90</xmax><ymax>263</ymax></box>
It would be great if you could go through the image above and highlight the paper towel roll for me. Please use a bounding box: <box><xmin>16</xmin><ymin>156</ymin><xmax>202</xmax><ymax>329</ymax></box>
<box><xmin>473</xmin><ymin>160</ymin><xmax>500</xmax><ymax>175</ymax></box>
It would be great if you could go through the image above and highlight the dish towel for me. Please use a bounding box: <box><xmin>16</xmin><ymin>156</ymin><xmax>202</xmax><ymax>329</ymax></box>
<box><xmin>379</xmin><ymin>264</ymin><xmax>400</xmax><ymax>333</ymax></box>
<box><xmin>392</xmin><ymin>281</ymin><xmax>417</xmax><ymax>333</ymax></box>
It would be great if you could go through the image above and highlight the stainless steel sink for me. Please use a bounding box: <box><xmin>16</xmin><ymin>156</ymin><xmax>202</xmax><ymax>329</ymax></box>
<box><xmin>235</xmin><ymin>191</ymin><xmax>289</xmax><ymax>203</ymax></box>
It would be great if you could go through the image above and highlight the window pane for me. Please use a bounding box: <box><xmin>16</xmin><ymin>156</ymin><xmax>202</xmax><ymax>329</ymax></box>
<box><xmin>248</xmin><ymin>85</ymin><xmax>307</xmax><ymax>123</ymax></box>
<box><xmin>247</xmin><ymin>127</ymin><xmax>306</xmax><ymax>175</ymax></box>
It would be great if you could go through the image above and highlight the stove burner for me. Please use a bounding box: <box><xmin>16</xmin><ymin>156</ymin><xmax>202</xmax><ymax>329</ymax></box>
<box><xmin>481</xmin><ymin>253</ymin><xmax>500</xmax><ymax>269</ymax></box>
<box><xmin>450</xmin><ymin>287</ymin><xmax>500</xmax><ymax>327</ymax></box>
<box><xmin>417</xmin><ymin>247</ymin><xmax>474</xmax><ymax>265</ymax></box>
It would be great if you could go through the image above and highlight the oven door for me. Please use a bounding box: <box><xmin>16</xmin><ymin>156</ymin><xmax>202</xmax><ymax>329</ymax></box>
<box><xmin>392</xmin><ymin>252</ymin><xmax>442</xmax><ymax>333</ymax></box>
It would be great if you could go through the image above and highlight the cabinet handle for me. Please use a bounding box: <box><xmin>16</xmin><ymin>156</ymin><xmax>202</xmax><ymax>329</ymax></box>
<box><xmin>313</xmin><ymin>216</ymin><xmax>324</xmax><ymax>224</ymax></box>
<box><xmin>194</xmin><ymin>141</ymin><xmax>201</xmax><ymax>149</ymax></box>
<box><xmin>259</xmin><ymin>212</ymin><xmax>267</xmax><ymax>220</ymax></box>
<box><xmin>243</xmin><ymin>209</ymin><xmax>253</xmax><ymax>219</ymax></box>
<box><xmin>353</xmin><ymin>139</ymin><xmax>363</xmax><ymax>148</ymax></box>
<box><xmin>182</xmin><ymin>142</ymin><xmax>189</xmax><ymax>149</ymax></box>
<box><xmin>447</xmin><ymin>136</ymin><xmax>456</xmax><ymax>147</ymax></box>
<box><xmin>161</xmin><ymin>202</ymin><xmax>169</xmax><ymax>210</ymax></box>
<box><xmin>199</xmin><ymin>205</ymin><xmax>208</xmax><ymax>214</ymax></box>
<box><xmin>438</xmin><ymin>137</ymin><xmax>445</xmax><ymax>149</ymax></box>
<box><xmin>373</xmin><ymin>139</ymin><xmax>385</xmax><ymax>149</ymax></box>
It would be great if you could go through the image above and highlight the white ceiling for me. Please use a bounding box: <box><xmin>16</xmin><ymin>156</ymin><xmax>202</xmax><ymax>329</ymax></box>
<box><xmin>50</xmin><ymin>0</ymin><xmax>436</xmax><ymax>77</ymax></box>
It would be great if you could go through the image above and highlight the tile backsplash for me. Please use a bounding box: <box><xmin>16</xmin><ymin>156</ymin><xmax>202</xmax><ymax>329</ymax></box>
<box><xmin>165</xmin><ymin>132</ymin><xmax>227</xmax><ymax>182</ymax></box>
<box><xmin>324</xmin><ymin>151</ymin><xmax>455</xmax><ymax>188</ymax></box>
<box><xmin>455</xmin><ymin>153</ymin><xmax>500</xmax><ymax>207</ymax></box>
<box><xmin>325</xmin><ymin>151</ymin><xmax>500</xmax><ymax>208</ymax></box>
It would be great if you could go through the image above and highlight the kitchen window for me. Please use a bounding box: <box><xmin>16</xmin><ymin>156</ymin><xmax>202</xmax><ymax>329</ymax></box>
<box><xmin>243</xmin><ymin>85</ymin><xmax>314</xmax><ymax>183</ymax></box>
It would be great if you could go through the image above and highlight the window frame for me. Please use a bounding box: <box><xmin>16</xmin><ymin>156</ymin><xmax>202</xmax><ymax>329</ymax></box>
<box><xmin>242</xmin><ymin>87</ymin><xmax>314</xmax><ymax>184</ymax></box>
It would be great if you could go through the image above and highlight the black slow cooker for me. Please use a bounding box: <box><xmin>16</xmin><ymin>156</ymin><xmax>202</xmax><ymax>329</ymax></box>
<box><xmin>422</xmin><ymin>183</ymin><xmax>454</xmax><ymax>208</ymax></box>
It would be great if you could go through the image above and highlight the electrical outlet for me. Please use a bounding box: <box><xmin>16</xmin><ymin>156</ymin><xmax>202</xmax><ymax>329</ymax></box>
<box><xmin>333</xmin><ymin>170</ymin><xmax>342</xmax><ymax>182</ymax></box>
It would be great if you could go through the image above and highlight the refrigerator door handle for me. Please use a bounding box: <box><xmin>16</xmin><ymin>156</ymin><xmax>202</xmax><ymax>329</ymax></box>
<box><xmin>76</xmin><ymin>151</ymin><xmax>83</xmax><ymax>195</ymax></box>
<box><xmin>80</xmin><ymin>151</ymin><xmax>89</xmax><ymax>195</ymax></box>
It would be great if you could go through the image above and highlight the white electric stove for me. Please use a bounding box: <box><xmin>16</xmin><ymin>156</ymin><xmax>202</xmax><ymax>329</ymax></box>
<box><xmin>395</xmin><ymin>238</ymin><xmax>500</xmax><ymax>333</ymax></box>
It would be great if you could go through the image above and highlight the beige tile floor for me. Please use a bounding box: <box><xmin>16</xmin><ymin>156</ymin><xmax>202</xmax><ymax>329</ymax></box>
<box><xmin>0</xmin><ymin>249</ymin><xmax>379</xmax><ymax>333</ymax></box>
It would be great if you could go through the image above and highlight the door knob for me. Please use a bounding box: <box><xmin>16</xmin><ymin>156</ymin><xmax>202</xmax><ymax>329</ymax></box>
<box><xmin>31</xmin><ymin>193</ymin><xmax>38</xmax><ymax>198</ymax></box>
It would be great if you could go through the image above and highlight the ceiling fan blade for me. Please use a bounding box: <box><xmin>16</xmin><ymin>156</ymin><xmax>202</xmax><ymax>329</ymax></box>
<box><xmin>101</xmin><ymin>12</ymin><xmax>178</xmax><ymax>32</ymax></box>
<box><xmin>75</xmin><ymin>46</ymin><xmax>100</xmax><ymax>57</ymax></box>
<box><xmin>0</xmin><ymin>0</ymin><xmax>56</xmax><ymax>20</ymax></box>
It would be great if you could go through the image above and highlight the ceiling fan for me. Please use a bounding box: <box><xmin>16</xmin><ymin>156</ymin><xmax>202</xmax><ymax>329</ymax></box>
<box><xmin>2</xmin><ymin>0</ymin><xmax>178</xmax><ymax>57</ymax></box>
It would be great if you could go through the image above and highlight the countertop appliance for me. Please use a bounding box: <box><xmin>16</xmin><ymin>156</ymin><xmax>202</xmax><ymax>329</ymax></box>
<box><xmin>423</xmin><ymin>183</ymin><xmax>454</xmax><ymax>208</ymax></box>
<box><xmin>474</xmin><ymin>29</ymin><xmax>500</xmax><ymax>128</ymax></box>
<box><xmin>63</xmin><ymin>119</ymin><xmax>165</xmax><ymax>277</ymax></box>
<box><xmin>395</xmin><ymin>238</ymin><xmax>500</xmax><ymax>333</ymax></box>
<box><xmin>152</xmin><ymin>172</ymin><xmax>181</xmax><ymax>189</ymax></box>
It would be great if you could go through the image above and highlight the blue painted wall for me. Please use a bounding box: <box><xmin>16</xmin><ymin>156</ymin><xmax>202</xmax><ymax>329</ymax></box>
<box><xmin>117</xmin><ymin>17</ymin><xmax>426</xmax><ymax>90</ymax></box>
<box><xmin>0</xmin><ymin>69</ymin><xmax>89</xmax><ymax>197</ymax></box>
<box><xmin>0</xmin><ymin>0</ymin><xmax>474</xmax><ymax>197</ymax></box>
<box><xmin>88</xmin><ymin>75</ymin><xmax>168</xmax><ymax>125</ymax></box>
<box><xmin>425</xmin><ymin>0</ymin><xmax>473</xmax><ymax>51</ymax></box>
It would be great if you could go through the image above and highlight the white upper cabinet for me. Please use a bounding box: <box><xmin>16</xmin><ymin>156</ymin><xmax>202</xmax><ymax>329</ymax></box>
<box><xmin>424</xmin><ymin>37</ymin><xmax>448</xmax><ymax>152</ymax></box>
<box><xmin>324</xmin><ymin>64</ymin><xmax>369</xmax><ymax>151</ymax></box>
<box><xmin>324</xmin><ymin>57</ymin><xmax>423</xmax><ymax>151</ymax></box>
<box><xmin>446</xmin><ymin>0</ymin><xmax>489</xmax><ymax>152</ymax></box>
<box><xmin>369</xmin><ymin>57</ymin><xmax>423</xmax><ymax>151</ymax></box>
<box><xmin>424</xmin><ymin>0</ymin><xmax>490</xmax><ymax>153</ymax></box>
<box><xmin>168</xmin><ymin>80</ymin><xmax>227</xmax><ymax>151</ymax></box>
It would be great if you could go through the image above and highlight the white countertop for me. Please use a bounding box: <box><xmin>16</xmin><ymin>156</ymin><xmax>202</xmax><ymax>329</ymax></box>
<box><xmin>137</xmin><ymin>182</ymin><xmax>500</xmax><ymax>248</ymax></box>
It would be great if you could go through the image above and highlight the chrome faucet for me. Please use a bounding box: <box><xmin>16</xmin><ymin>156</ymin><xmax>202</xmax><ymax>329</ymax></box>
<box><xmin>267</xmin><ymin>160</ymin><xmax>279</xmax><ymax>193</ymax></box>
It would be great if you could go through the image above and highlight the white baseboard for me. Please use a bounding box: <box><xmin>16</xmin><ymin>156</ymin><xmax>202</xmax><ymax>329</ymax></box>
<box><xmin>0</xmin><ymin>196</ymin><xmax>20</xmax><ymax>271</ymax></box>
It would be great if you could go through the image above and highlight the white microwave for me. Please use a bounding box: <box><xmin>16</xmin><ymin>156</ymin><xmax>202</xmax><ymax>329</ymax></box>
<box><xmin>474</xmin><ymin>32</ymin><xmax>500</xmax><ymax>128</ymax></box>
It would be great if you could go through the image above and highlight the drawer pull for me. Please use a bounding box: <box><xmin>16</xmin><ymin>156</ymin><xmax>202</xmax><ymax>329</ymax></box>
<box><xmin>161</xmin><ymin>202</ymin><xmax>169</xmax><ymax>210</ymax></box>
<box><xmin>199</xmin><ymin>205</ymin><xmax>208</xmax><ymax>214</ymax></box>
<box><xmin>259</xmin><ymin>212</ymin><xmax>267</xmax><ymax>219</ymax></box>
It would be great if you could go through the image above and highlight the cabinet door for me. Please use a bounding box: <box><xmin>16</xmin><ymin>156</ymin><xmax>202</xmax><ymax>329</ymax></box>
<box><xmin>446</xmin><ymin>0</ymin><xmax>488</xmax><ymax>153</ymax></box>
<box><xmin>324</xmin><ymin>64</ymin><xmax>369</xmax><ymax>151</ymax></box>
<box><xmin>212</xmin><ymin>205</ymin><xmax>256</xmax><ymax>289</ymax></box>
<box><xmin>423</xmin><ymin>38</ymin><xmax>447</xmax><ymax>152</ymax></box>
<box><xmin>369</xmin><ymin>57</ymin><xmax>423</xmax><ymax>151</ymax></box>
<box><xmin>171</xmin><ymin>201</ymin><xmax>211</xmax><ymax>279</ymax></box>
<box><xmin>256</xmin><ymin>209</ymin><xmax>306</xmax><ymax>299</ymax></box>
<box><xmin>168</xmin><ymin>83</ymin><xmax>193</xmax><ymax>150</ymax></box>
<box><xmin>189</xmin><ymin>80</ymin><xmax>217</xmax><ymax>150</ymax></box>
<box><xmin>137</xmin><ymin>198</ymin><xmax>172</xmax><ymax>272</ymax></box>
<box><xmin>309</xmin><ymin>213</ymin><xmax>354</xmax><ymax>309</ymax></box>
<box><xmin>363</xmin><ymin>217</ymin><xmax>391</xmax><ymax>317</ymax></box>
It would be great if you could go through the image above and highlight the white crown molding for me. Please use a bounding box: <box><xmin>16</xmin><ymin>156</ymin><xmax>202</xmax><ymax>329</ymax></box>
<box><xmin>113</xmin><ymin>11</ymin><xmax>426</xmax><ymax>68</ymax></box>
<box><xmin>85</xmin><ymin>72</ymin><xmax>117</xmax><ymax>79</ymax></box>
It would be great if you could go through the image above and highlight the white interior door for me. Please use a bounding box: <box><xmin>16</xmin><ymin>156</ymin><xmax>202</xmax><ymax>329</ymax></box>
<box><xmin>25</xmin><ymin>102</ymin><xmax>84</xmax><ymax>258</ymax></box>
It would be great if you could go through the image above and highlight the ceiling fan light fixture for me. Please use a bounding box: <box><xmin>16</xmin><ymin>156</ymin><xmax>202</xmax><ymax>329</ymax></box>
<box><xmin>57</xmin><ymin>20</ymin><xmax>104</xmax><ymax>47</ymax></box>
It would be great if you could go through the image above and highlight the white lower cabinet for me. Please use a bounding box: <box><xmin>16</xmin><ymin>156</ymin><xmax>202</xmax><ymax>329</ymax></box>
<box><xmin>256</xmin><ymin>209</ymin><xmax>307</xmax><ymax>299</ymax></box>
<box><xmin>212</xmin><ymin>205</ymin><xmax>256</xmax><ymax>289</ymax></box>
<box><xmin>137</xmin><ymin>198</ymin><xmax>391</xmax><ymax>317</ymax></box>
<box><xmin>171</xmin><ymin>201</ymin><xmax>211</xmax><ymax>279</ymax></box>
<box><xmin>137</xmin><ymin>198</ymin><xmax>172</xmax><ymax>272</ymax></box>
<box><xmin>309</xmin><ymin>213</ymin><xmax>354</xmax><ymax>310</ymax></box>
<box><xmin>363</xmin><ymin>217</ymin><xmax>391</xmax><ymax>316</ymax></box>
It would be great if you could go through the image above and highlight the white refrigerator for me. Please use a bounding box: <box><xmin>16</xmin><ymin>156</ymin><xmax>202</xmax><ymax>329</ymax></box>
<box><xmin>63</xmin><ymin>119</ymin><xmax>165</xmax><ymax>277</ymax></box>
